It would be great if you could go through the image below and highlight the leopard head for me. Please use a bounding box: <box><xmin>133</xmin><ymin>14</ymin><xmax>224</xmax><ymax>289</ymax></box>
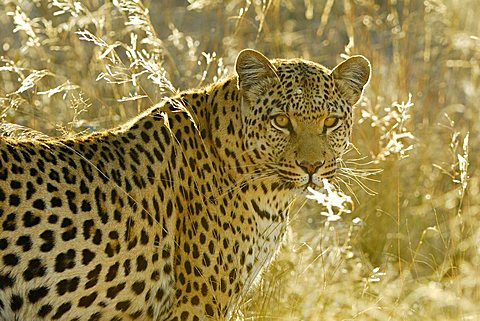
<box><xmin>235</xmin><ymin>49</ymin><xmax>370</xmax><ymax>192</ymax></box>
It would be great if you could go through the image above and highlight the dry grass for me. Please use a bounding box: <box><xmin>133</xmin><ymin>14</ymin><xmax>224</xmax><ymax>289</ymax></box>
<box><xmin>1</xmin><ymin>0</ymin><xmax>479</xmax><ymax>320</ymax></box>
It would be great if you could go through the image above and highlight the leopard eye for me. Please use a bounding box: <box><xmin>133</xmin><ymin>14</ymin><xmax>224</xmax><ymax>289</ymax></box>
<box><xmin>324</xmin><ymin>116</ymin><xmax>340</xmax><ymax>129</ymax></box>
<box><xmin>272</xmin><ymin>114</ymin><xmax>290</xmax><ymax>129</ymax></box>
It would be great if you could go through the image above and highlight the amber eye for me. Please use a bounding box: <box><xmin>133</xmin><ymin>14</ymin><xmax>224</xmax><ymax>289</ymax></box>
<box><xmin>272</xmin><ymin>114</ymin><xmax>290</xmax><ymax>129</ymax></box>
<box><xmin>324</xmin><ymin>116</ymin><xmax>340</xmax><ymax>129</ymax></box>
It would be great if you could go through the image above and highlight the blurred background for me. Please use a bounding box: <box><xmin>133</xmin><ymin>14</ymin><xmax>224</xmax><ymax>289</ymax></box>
<box><xmin>0</xmin><ymin>0</ymin><xmax>479</xmax><ymax>320</ymax></box>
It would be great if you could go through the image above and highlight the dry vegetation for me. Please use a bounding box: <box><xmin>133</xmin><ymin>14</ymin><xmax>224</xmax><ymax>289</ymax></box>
<box><xmin>1</xmin><ymin>0</ymin><xmax>479</xmax><ymax>320</ymax></box>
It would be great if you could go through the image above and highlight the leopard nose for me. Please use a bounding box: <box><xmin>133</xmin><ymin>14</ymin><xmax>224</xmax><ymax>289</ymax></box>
<box><xmin>296</xmin><ymin>160</ymin><xmax>325</xmax><ymax>175</ymax></box>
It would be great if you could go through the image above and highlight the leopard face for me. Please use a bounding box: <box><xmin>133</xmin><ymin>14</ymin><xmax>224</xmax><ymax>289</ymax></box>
<box><xmin>236</xmin><ymin>50</ymin><xmax>370</xmax><ymax>193</ymax></box>
<box><xmin>0</xmin><ymin>49</ymin><xmax>370</xmax><ymax>321</ymax></box>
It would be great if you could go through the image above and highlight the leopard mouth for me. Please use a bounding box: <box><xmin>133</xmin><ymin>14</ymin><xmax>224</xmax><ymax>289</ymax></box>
<box><xmin>272</xmin><ymin>166</ymin><xmax>335</xmax><ymax>192</ymax></box>
<box><xmin>301</xmin><ymin>180</ymin><xmax>324</xmax><ymax>191</ymax></box>
<box><xmin>285</xmin><ymin>178</ymin><xmax>324</xmax><ymax>195</ymax></box>
<box><xmin>296</xmin><ymin>171</ymin><xmax>337</xmax><ymax>193</ymax></box>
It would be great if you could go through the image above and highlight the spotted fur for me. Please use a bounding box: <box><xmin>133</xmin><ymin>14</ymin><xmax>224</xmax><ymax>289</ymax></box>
<box><xmin>0</xmin><ymin>49</ymin><xmax>370</xmax><ymax>321</ymax></box>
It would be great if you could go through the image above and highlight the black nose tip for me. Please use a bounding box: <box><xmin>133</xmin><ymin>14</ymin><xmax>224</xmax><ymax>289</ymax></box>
<box><xmin>296</xmin><ymin>160</ymin><xmax>325</xmax><ymax>175</ymax></box>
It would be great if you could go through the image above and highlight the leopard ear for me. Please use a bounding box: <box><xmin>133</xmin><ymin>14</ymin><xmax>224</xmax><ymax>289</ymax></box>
<box><xmin>235</xmin><ymin>49</ymin><xmax>278</xmax><ymax>95</ymax></box>
<box><xmin>331</xmin><ymin>55</ymin><xmax>371</xmax><ymax>105</ymax></box>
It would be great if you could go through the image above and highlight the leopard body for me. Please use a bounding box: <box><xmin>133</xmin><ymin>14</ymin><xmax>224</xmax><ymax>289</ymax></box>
<box><xmin>0</xmin><ymin>49</ymin><xmax>370</xmax><ymax>321</ymax></box>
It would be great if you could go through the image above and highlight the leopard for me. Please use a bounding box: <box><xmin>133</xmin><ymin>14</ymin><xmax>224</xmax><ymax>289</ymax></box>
<box><xmin>0</xmin><ymin>49</ymin><xmax>370</xmax><ymax>321</ymax></box>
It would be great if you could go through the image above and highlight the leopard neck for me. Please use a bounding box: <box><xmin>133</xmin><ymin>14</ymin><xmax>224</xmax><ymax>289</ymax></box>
<box><xmin>111</xmin><ymin>77</ymin><xmax>295</xmax><ymax>215</ymax></box>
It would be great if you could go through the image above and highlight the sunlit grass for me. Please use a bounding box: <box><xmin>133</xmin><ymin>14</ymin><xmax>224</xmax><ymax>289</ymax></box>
<box><xmin>1</xmin><ymin>0</ymin><xmax>479</xmax><ymax>320</ymax></box>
